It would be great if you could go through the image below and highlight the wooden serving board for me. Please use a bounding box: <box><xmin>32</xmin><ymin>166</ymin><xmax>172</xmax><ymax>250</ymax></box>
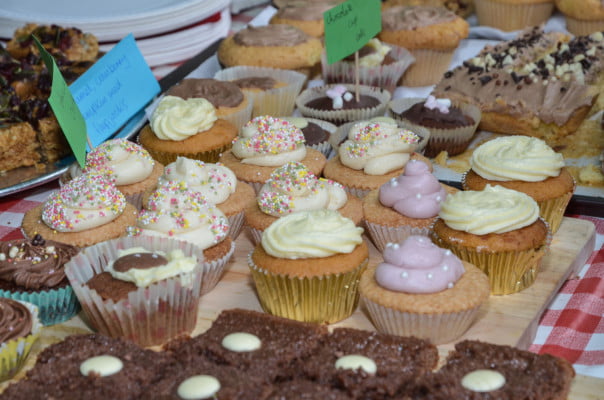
<box><xmin>2</xmin><ymin>217</ymin><xmax>601</xmax><ymax>396</ymax></box>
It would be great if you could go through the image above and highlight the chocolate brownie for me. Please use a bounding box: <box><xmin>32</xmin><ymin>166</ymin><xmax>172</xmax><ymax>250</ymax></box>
<box><xmin>406</xmin><ymin>340</ymin><xmax>575</xmax><ymax>400</ymax></box>
<box><xmin>0</xmin><ymin>334</ymin><xmax>176</xmax><ymax>400</ymax></box>
<box><xmin>166</xmin><ymin>308</ymin><xmax>328</xmax><ymax>381</ymax></box>
<box><xmin>296</xmin><ymin>327</ymin><xmax>438</xmax><ymax>399</ymax></box>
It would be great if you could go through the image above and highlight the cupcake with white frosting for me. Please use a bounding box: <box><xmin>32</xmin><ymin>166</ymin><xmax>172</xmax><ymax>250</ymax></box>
<box><xmin>244</xmin><ymin>161</ymin><xmax>363</xmax><ymax>245</ymax></box>
<box><xmin>430</xmin><ymin>185</ymin><xmax>551</xmax><ymax>295</ymax></box>
<box><xmin>462</xmin><ymin>136</ymin><xmax>575</xmax><ymax>233</ymax></box>
<box><xmin>360</xmin><ymin>235</ymin><xmax>490</xmax><ymax>344</ymax></box>
<box><xmin>218</xmin><ymin>115</ymin><xmax>327</xmax><ymax>192</ymax></box>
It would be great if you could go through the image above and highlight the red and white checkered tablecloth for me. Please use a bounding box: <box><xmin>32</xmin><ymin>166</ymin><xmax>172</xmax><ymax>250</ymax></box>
<box><xmin>1</xmin><ymin>181</ymin><xmax>603</xmax><ymax>379</ymax></box>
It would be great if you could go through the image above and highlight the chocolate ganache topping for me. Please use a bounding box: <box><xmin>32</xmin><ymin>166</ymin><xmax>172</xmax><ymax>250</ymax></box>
<box><xmin>0</xmin><ymin>298</ymin><xmax>32</xmax><ymax>343</ymax></box>
<box><xmin>0</xmin><ymin>234</ymin><xmax>79</xmax><ymax>290</ymax></box>
<box><xmin>233</xmin><ymin>77</ymin><xmax>278</xmax><ymax>91</ymax></box>
<box><xmin>400</xmin><ymin>102</ymin><xmax>474</xmax><ymax>129</ymax></box>
<box><xmin>382</xmin><ymin>6</ymin><xmax>457</xmax><ymax>31</ymax></box>
<box><xmin>167</xmin><ymin>78</ymin><xmax>243</xmax><ymax>108</ymax></box>
<box><xmin>233</xmin><ymin>25</ymin><xmax>309</xmax><ymax>47</ymax></box>
<box><xmin>112</xmin><ymin>252</ymin><xmax>169</xmax><ymax>273</ymax></box>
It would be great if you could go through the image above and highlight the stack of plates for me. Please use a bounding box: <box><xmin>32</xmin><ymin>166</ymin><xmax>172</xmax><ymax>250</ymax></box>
<box><xmin>0</xmin><ymin>0</ymin><xmax>231</xmax><ymax>68</ymax></box>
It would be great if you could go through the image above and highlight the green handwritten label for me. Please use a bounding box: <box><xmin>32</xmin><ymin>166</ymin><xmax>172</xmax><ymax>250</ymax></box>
<box><xmin>323</xmin><ymin>0</ymin><xmax>382</xmax><ymax>65</ymax></box>
<box><xmin>33</xmin><ymin>36</ymin><xmax>87</xmax><ymax>167</ymax></box>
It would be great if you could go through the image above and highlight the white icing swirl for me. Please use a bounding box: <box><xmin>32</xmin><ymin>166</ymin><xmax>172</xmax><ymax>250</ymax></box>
<box><xmin>439</xmin><ymin>185</ymin><xmax>540</xmax><ymax>234</ymax></box>
<box><xmin>150</xmin><ymin>95</ymin><xmax>217</xmax><ymax>141</ymax></box>
<box><xmin>160</xmin><ymin>157</ymin><xmax>237</xmax><ymax>204</ymax></box>
<box><xmin>257</xmin><ymin>162</ymin><xmax>347</xmax><ymax>217</ymax></box>
<box><xmin>471</xmin><ymin>136</ymin><xmax>565</xmax><ymax>182</ymax></box>
<box><xmin>261</xmin><ymin>209</ymin><xmax>363</xmax><ymax>259</ymax></box>
<box><xmin>84</xmin><ymin>138</ymin><xmax>155</xmax><ymax>185</ymax></box>
<box><xmin>359</xmin><ymin>39</ymin><xmax>391</xmax><ymax>68</ymax></box>
<box><xmin>231</xmin><ymin>116</ymin><xmax>307</xmax><ymax>166</ymax></box>
<box><xmin>339</xmin><ymin>121</ymin><xmax>419</xmax><ymax>175</ymax></box>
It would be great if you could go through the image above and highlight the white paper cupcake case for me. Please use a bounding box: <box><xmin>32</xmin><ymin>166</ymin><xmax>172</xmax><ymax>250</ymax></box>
<box><xmin>200</xmin><ymin>240</ymin><xmax>236</xmax><ymax>295</ymax></box>
<box><xmin>226</xmin><ymin>210</ymin><xmax>246</xmax><ymax>240</ymax></box>
<box><xmin>364</xmin><ymin>221</ymin><xmax>431</xmax><ymax>253</ymax></box>
<box><xmin>65</xmin><ymin>235</ymin><xmax>205</xmax><ymax>347</ymax></box>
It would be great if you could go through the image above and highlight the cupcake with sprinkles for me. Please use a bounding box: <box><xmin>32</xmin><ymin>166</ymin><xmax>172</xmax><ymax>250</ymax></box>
<box><xmin>219</xmin><ymin>115</ymin><xmax>327</xmax><ymax>192</ymax></box>
<box><xmin>130</xmin><ymin>181</ymin><xmax>234</xmax><ymax>294</ymax></box>
<box><xmin>322</xmin><ymin>119</ymin><xmax>432</xmax><ymax>198</ymax></box>
<box><xmin>148</xmin><ymin>157</ymin><xmax>255</xmax><ymax>239</ymax></box>
<box><xmin>359</xmin><ymin>235</ymin><xmax>490</xmax><ymax>344</ymax></box>
<box><xmin>21</xmin><ymin>173</ymin><xmax>138</xmax><ymax>248</ymax></box>
<box><xmin>244</xmin><ymin>161</ymin><xmax>364</xmax><ymax>245</ymax></box>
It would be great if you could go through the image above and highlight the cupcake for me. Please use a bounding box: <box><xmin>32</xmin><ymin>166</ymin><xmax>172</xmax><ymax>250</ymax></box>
<box><xmin>248</xmin><ymin>209</ymin><xmax>369</xmax><ymax>324</ymax></box>
<box><xmin>280</xmin><ymin>116</ymin><xmax>336</xmax><ymax>158</ymax></box>
<box><xmin>153</xmin><ymin>157</ymin><xmax>256</xmax><ymax>239</ymax></box>
<box><xmin>0</xmin><ymin>235</ymin><xmax>80</xmax><ymax>325</ymax></box>
<box><xmin>389</xmin><ymin>95</ymin><xmax>481</xmax><ymax>157</ymax></box>
<box><xmin>359</xmin><ymin>236</ymin><xmax>490</xmax><ymax>344</ymax></box>
<box><xmin>321</xmin><ymin>38</ymin><xmax>415</xmax><ymax>93</ymax></box>
<box><xmin>214</xmin><ymin>66</ymin><xmax>306</xmax><ymax>118</ymax></box>
<box><xmin>21</xmin><ymin>173</ymin><xmax>138</xmax><ymax>248</ymax></box>
<box><xmin>132</xmin><ymin>182</ymin><xmax>234</xmax><ymax>295</ymax></box>
<box><xmin>379</xmin><ymin>5</ymin><xmax>469</xmax><ymax>86</ymax></box>
<box><xmin>77</xmin><ymin>138</ymin><xmax>163</xmax><ymax>209</ymax></box>
<box><xmin>556</xmin><ymin>0</ymin><xmax>604</xmax><ymax>36</ymax></box>
<box><xmin>430</xmin><ymin>185</ymin><xmax>551</xmax><ymax>295</ymax></box>
<box><xmin>218</xmin><ymin>115</ymin><xmax>327</xmax><ymax>193</ymax></box>
<box><xmin>64</xmin><ymin>236</ymin><xmax>205</xmax><ymax>347</ymax></box>
<box><xmin>474</xmin><ymin>0</ymin><xmax>554</xmax><ymax>32</ymax></box>
<box><xmin>0</xmin><ymin>298</ymin><xmax>41</xmax><ymax>382</ymax></box>
<box><xmin>382</xmin><ymin>0</ymin><xmax>475</xmax><ymax>18</ymax></box>
<box><xmin>296</xmin><ymin>84</ymin><xmax>392</xmax><ymax>125</ymax></box>
<box><xmin>363</xmin><ymin>159</ymin><xmax>457</xmax><ymax>252</ymax></box>
<box><xmin>269</xmin><ymin>2</ymin><xmax>342</xmax><ymax>37</ymax></box>
<box><xmin>166</xmin><ymin>78</ymin><xmax>253</xmax><ymax>130</ymax></box>
<box><xmin>462</xmin><ymin>136</ymin><xmax>575</xmax><ymax>234</ymax></box>
<box><xmin>138</xmin><ymin>95</ymin><xmax>238</xmax><ymax>164</ymax></box>
<box><xmin>322</xmin><ymin>119</ymin><xmax>431</xmax><ymax>198</ymax></box>
<box><xmin>217</xmin><ymin>24</ymin><xmax>323</xmax><ymax>76</ymax></box>
<box><xmin>244</xmin><ymin>161</ymin><xmax>364</xmax><ymax>245</ymax></box>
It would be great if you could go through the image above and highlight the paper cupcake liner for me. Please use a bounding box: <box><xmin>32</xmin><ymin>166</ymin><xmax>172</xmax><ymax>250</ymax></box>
<box><xmin>475</xmin><ymin>0</ymin><xmax>554</xmax><ymax>32</ymax></box>
<box><xmin>214</xmin><ymin>66</ymin><xmax>307</xmax><ymax>118</ymax></box>
<box><xmin>321</xmin><ymin>44</ymin><xmax>415</xmax><ymax>93</ymax></box>
<box><xmin>0</xmin><ymin>285</ymin><xmax>80</xmax><ymax>326</ymax></box>
<box><xmin>430</xmin><ymin>220</ymin><xmax>552</xmax><ymax>295</ymax></box>
<box><xmin>564</xmin><ymin>17</ymin><xmax>604</xmax><ymax>36</ymax></box>
<box><xmin>65</xmin><ymin>235</ymin><xmax>205</xmax><ymax>347</ymax></box>
<box><xmin>344</xmin><ymin>186</ymin><xmax>371</xmax><ymax>199</ymax></box>
<box><xmin>200</xmin><ymin>240</ymin><xmax>236</xmax><ymax>296</ymax></box>
<box><xmin>0</xmin><ymin>301</ymin><xmax>41</xmax><ymax>382</ymax></box>
<box><xmin>296</xmin><ymin>84</ymin><xmax>392</xmax><ymax>126</ymax></box>
<box><xmin>141</xmin><ymin>142</ymin><xmax>232</xmax><ymax>166</ymax></box>
<box><xmin>218</xmin><ymin>98</ymin><xmax>253</xmax><ymax>131</ymax></box>
<box><xmin>248</xmin><ymin>252</ymin><xmax>368</xmax><ymax>324</ymax></box>
<box><xmin>362</xmin><ymin>296</ymin><xmax>482</xmax><ymax>344</ymax></box>
<box><xmin>226</xmin><ymin>210</ymin><xmax>246</xmax><ymax>240</ymax></box>
<box><xmin>400</xmin><ymin>48</ymin><xmax>454</xmax><ymax>87</ymax></box>
<box><xmin>390</xmin><ymin>97</ymin><xmax>481</xmax><ymax>157</ymax></box>
<box><xmin>364</xmin><ymin>221</ymin><xmax>431</xmax><ymax>253</ymax></box>
<box><xmin>538</xmin><ymin>191</ymin><xmax>573</xmax><ymax>234</ymax></box>
<box><xmin>248</xmin><ymin>227</ymin><xmax>263</xmax><ymax>248</ymax></box>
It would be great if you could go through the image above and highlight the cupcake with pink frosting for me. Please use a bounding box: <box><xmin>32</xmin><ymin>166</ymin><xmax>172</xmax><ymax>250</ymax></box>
<box><xmin>362</xmin><ymin>159</ymin><xmax>457</xmax><ymax>251</ymax></box>
<box><xmin>359</xmin><ymin>235</ymin><xmax>490</xmax><ymax>344</ymax></box>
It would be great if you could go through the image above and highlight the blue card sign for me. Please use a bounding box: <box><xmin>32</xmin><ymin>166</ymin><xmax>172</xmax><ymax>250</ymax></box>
<box><xmin>70</xmin><ymin>34</ymin><xmax>160</xmax><ymax>148</ymax></box>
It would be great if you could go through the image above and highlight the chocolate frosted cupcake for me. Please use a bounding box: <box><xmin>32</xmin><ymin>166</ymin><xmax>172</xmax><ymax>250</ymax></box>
<box><xmin>166</xmin><ymin>78</ymin><xmax>253</xmax><ymax>130</ymax></box>
<box><xmin>0</xmin><ymin>298</ymin><xmax>41</xmax><ymax>382</ymax></box>
<box><xmin>390</xmin><ymin>96</ymin><xmax>481</xmax><ymax>157</ymax></box>
<box><xmin>0</xmin><ymin>235</ymin><xmax>80</xmax><ymax>325</ymax></box>
<box><xmin>269</xmin><ymin>1</ymin><xmax>342</xmax><ymax>37</ymax></box>
<box><xmin>296</xmin><ymin>84</ymin><xmax>391</xmax><ymax>126</ymax></box>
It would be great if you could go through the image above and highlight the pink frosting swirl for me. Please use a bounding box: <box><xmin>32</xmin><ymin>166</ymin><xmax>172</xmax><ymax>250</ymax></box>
<box><xmin>375</xmin><ymin>236</ymin><xmax>464</xmax><ymax>293</ymax></box>
<box><xmin>378</xmin><ymin>160</ymin><xmax>446</xmax><ymax>218</ymax></box>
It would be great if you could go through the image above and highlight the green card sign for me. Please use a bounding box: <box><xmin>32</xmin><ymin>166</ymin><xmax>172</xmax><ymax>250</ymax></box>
<box><xmin>323</xmin><ymin>0</ymin><xmax>382</xmax><ymax>65</ymax></box>
<box><xmin>33</xmin><ymin>36</ymin><xmax>88</xmax><ymax>167</ymax></box>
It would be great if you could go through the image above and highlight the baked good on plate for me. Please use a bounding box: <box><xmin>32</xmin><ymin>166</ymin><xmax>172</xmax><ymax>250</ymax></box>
<box><xmin>556</xmin><ymin>0</ymin><xmax>604</xmax><ymax>36</ymax></box>
<box><xmin>462</xmin><ymin>135</ymin><xmax>575</xmax><ymax>233</ymax></box>
<box><xmin>360</xmin><ymin>235</ymin><xmax>490</xmax><ymax>344</ymax></box>
<box><xmin>248</xmin><ymin>209</ymin><xmax>368</xmax><ymax>323</ymax></box>
<box><xmin>430</xmin><ymin>185</ymin><xmax>551</xmax><ymax>295</ymax></box>
<box><xmin>379</xmin><ymin>5</ymin><xmax>469</xmax><ymax>86</ymax></box>
<box><xmin>138</xmin><ymin>95</ymin><xmax>238</xmax><ymax>164</ymax></box>
<box><xmin>474</xmin><ymin>0</ymin><xmax>554</xmax><ymax>32</ymax></box>
<box><xmin>363</xmin><ymin>159</ymin><xmax>456</xmax><ymax>252</ymax></box>
<box><xmin>21</xmin><ymin>173</ymin><xmax>137</xmax><ymax>248</ymax></box>
<box><xmin>0</xmin><ymin>235</ymin><xmax>80</xmax><ymax>325</ymax></box>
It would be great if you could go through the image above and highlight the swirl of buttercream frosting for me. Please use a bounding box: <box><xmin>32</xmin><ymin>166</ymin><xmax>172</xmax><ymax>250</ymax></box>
<box><xmin>0</xmin><ymin>298</ymin><xmax>33</xmax><ymax>343</ymax></box>
<box><xmin>470</xmin><ymin>136</ymin><xmax>565</xmax><ymax>182</ymax></box>
<box><xmin>439</xmin><ymin>185</ymin><xmax>540</xmax><ymax>235</ymax></box>
<box><xmin>150</xmin><ymin>95</ymin><xmax>217</xmax><ymax>141</ymax></box>
<box><xmin>339</xmin><ymin>121</ymin><xmax>419</xmax><ymax>175</ymax></box>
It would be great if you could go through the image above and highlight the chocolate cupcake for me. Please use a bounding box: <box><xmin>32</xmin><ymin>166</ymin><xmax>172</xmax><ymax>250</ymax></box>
<box><xmin>280</xmin><ymin>116</ymin><xmax>336</xmax><ymax>158</ymax></box>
